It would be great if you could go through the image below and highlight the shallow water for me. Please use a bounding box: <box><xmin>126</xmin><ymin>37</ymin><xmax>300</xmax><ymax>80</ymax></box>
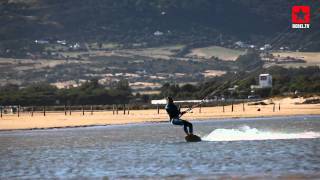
<box><xmin>0</xmin><ymin>116</ymin><xmax>320</xmax><ymax>179</ymax></box>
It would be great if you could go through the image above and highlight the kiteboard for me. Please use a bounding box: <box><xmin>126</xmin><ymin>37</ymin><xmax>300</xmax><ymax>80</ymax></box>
<box><xmin>185</xmin><ymin>134</ymin><xmax>201</xmax><ymax>142</ymax></box>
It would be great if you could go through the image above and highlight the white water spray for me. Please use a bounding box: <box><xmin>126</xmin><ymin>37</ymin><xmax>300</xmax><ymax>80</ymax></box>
<box><xmin>202</xmin><ymin>125</ymin><xmax>320</xmax><ymax>142</ymax></box>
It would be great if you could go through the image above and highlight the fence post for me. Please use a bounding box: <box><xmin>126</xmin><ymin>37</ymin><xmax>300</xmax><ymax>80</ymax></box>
<box><xmin>273</xmin><ymin>104</ymin><xmax>275</xmax><ymax>112</ymax></box>
<box><xmin>17</xmin><ymin>105</ymin><xmax>20</xmax><ymax>117</ymax></box>
<box><xmin>157</xmin><ymin>104</ymin><xmax>159</xmax><ymax>114</ymax></box>
<box><xmin>64</xmin><ymin>105</ymin><xmax>67</xmax><ymax>116</ymax></box>
<box><xmin>0</xmin><ymin>106</ymin><xmax>2</xmax><ymax>118</ymax></box>
<box><xmin>223</xmin><ymin>104</ymin><xmax>225</xmax><ymax>113</ymax></box>
<box><xmin>279</xmin><ymin>103</ymin><xmax>281</xmax><ymax>111</ymax></box>
<box><xmin>231</xmin><ymin>102</ymin><xmax>234</xmax><ymax>112</ymax></box>
<box><xmin>123</xmin><ymin>104</ymin><xmax>126</xmax><ymax>115</ymax></box>
<box><xmin>242</xmin><ymin>102</ymin><xmax>245</xmax><ymax>112</ymax></box>
<box><xmin>91</xmin><ymin>105</ymin><xmax>93</xmax><ymax>115</ymax></box>
<box><xmin>43</xmin><ymin>106</ymin><xmax>46</xmax><ymax>116</ymax></box>
<box><xmin>82</xmin><ymin>105</ymin><xmax>84</xmax><ymax>116</ymax></box>
<box><xmin>31</xmin><ymin>106</ymin><xmax>34</xmax><ymax>117</ymax></box>
<box><xmin>113</xmin><ymin>105</ymin><xmax>115</xmax><ymax>115</ymax></box>
<box><xmin>18</xmin><ymin>105</ymin><xmax>20</xmax><ymax>117</ymax></box>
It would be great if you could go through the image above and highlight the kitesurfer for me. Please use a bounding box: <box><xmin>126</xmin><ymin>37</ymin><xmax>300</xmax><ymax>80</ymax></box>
<box><xmin>165</xmin><ymin>97</ymin><xmax>193</xmax><ymax>135</ymax></box>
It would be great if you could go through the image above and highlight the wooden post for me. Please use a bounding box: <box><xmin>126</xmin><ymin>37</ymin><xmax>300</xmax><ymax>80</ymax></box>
<box><xmin>91</xmin><ymin>105</ymin><xmax>93</xmax><ymax>115</ymax></box>
<box><xmin>69</xmin><ymin>105</ymin><xmax>72</xmax><ymax>115</ymax></box>
<box><xmin>231</xmin><ymin>102</ymin><xmax>234</xmax><ymax>112</ymax></box>
<box><xmin>31</xmin><ymin>106</ymin><xmax>34</xmax><ymax>117</ymax></box>
<box><xmin>279</xmin><ymin>103</ymin><xmax>281</xmax><ymax>111</ymax></box>
<box><xmin>242</xmin><ymin>102</ymin><xmax>245</xmax><ymax>112</ymax></box>
<box><xmin>82</xmin><ymin>105</ymin><xmax>84</xmax><ymax>116</ymax></box>
<box><xmin>17</xmin><ymin>105</ymin><xmax>20</xmax><ymax>117</ymax></box>
<box><xmin>157</xmin><ymin>104</ymin><xmax>160</xmax><ymax>114</ymax></box>
<box><xmin>64</xmin><ymin>105</ymin><xmax>67</xmax><ymax>116</ymax></box>
<box><xmin>0</xmin><ymin>106</ymin><xmax>2</xmax><ymax>118</ymax></box>
<box><xmin>273</xmin><ymin>104</ymin><xmax>275</xmax><ymax>112</ymax></box>
<box><xmin>113</xmin><ymin>105</ymin><xmax>115</xmax><ymax>115</ymax></box>
<box><xmin>123</xmin><ymin>104</ymin><xmax>126</xmax><ymax>115</ymax></box>
<box><xmin>43</xmin><ymin>106</ymin><xmax>46</xmax><ymax>116</ymax></box>
<box><xmin>199</xmin><ymin>104</ymin><xmax>201</xmax><ymax>113</ymax></box>
<box><xmin>116</xmin><ymin>105</ymin><xmax>118</xmax><ymax>115</ymax></box>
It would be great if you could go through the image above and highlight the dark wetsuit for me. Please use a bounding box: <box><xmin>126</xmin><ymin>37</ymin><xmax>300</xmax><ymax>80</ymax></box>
<box><xmin>165</xmin><ymin>102</ymin><xmax>193</xmax><ymax>135</ymax></box>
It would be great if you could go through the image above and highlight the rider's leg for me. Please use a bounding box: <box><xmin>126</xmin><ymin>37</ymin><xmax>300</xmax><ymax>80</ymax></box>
<box><xmin>182</xmin><ymin>120</ymin><xmax>193</xmax><ymax>135</ymax></box>
<box><xmin>171</xmin><ymin>118</ymin><xmax>189</xmax><ymax>135</ymax></box>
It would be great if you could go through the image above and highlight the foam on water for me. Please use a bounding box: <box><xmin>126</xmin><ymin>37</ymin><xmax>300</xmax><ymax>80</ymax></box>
<box><xmin>202</xmin><ymin>125</ymin><xmax>320</xmax><ymax>142</ymax></box>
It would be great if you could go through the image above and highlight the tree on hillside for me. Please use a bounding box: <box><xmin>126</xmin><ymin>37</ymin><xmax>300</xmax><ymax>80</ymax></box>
<box><xmin>236</xmin><ymin>50</ymin><xmax>263</xmax><ymax>71</ymax></box>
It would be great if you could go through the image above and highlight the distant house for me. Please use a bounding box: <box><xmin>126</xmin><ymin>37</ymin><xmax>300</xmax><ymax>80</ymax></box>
<box><xmin>251</xmin><ymin>74</ymin><xmax>272</xmax><ymax>89</ymax></box>
<box><xmin>234</xmin><ymin>41</ymin><xmax>246</xmax><ymax>48</ymax></box>
<box><xmin>57</xmin><ymin>40</ymin><xmax>67</xmax><ymax>45</ymax></box>
<box><xmin>264</xmin><ymin>44</ymin><xmax>272</xmax><ymax>49</ymax></box>
<box><xmin>69</xmin><ymin>43</ymin><xmax>81</xmax><ymax>50</ymax></box>
<box><xmin>154</xmin><ymin>31</ymin><xmax>164</xmax><ymax>36</ymax></box>
<box><xmin>34</xmin><ymin>40</ymin><xmax>49</xmax><ymax>44</ymax></box>
<box><xmin>228</xmin><ymin>85</ymin><xmax>239</xmax><ymax>92</ymax></box>
<box><xmin>259</xmin><ymin>74</ymin><xmax>272</xmax><ymax>88</ymax></box>
<box><xmin>259</xmin><ymin>44</ymin><xmax>272</xmax><ymax>51</ymax></box>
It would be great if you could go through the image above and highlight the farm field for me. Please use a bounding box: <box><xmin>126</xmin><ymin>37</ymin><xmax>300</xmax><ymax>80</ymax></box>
<box><xmin>271</xmin><ymin>51</ymin><xmax>320</xmax><ymax>67</ymax></box>
<box><xmin>187</xmin><ymin>46</ymin><xmax>246</xmax><ymax>61</ymax></box>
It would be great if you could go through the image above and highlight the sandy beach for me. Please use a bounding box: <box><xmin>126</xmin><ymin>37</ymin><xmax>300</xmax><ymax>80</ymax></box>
<box><xmin>0</xmin><ymin>97</ymin><xmax>319</xmax><ymax>131</ymax></box>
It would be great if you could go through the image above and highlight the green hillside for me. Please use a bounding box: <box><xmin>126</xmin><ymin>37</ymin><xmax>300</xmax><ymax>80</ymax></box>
<box><xmin>1</xmin><ymin>0</ymin><xmax>319</xmax><ymax>51</ymax></box>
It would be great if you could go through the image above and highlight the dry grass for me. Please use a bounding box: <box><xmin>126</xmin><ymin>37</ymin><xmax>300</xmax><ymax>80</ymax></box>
<box><xmin>202</xmin><ymin>70</ymin><xmax>226</xmax><ymax>78</ymax></box>
<box><xmin>136</xmin><ymin>90</ymin><xmax>161</xmax><ymax>95</ymax></box>
<box><xmin>129</xmin><ymin>82</ymin><xmax>162</xmax><ymax>90</ymax></box>
<box><xmin>116</xmin><ymin>45</ymin><xmax>185</xmax><ymax>60</ymax></box>
<box><xmin>272</xmin><ymin>51</ymin><xmax>320</xmax><ymax>67</ymax></box>
<box><xmin>187</xmin><ymin>46</ymin><xmax>246</xmax><ymax>61</ymax></box>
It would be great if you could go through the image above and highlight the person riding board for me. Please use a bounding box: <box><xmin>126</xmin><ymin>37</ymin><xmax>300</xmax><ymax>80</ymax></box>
<box><xmin>165</xmin><ymin>97</ymin><xmax>193</xmax><ymax>135</ymax></box>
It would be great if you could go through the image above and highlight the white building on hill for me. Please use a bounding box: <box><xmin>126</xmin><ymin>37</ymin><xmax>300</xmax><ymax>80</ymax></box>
<box><xmin>251</xmin><ymin>74</ymin><xmax>272</xmax><ymax>89</ymax></box>
<box><xmin>259</xmin><ymin>74</ymin><xmax>272</xmax><ymax>88</ymax></box>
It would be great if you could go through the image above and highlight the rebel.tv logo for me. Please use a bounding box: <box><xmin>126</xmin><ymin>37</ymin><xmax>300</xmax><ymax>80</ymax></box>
<box><xmin>292</xmin><ymin>6</ymin><xmax>310</xmax><ymax>29</ymax></box>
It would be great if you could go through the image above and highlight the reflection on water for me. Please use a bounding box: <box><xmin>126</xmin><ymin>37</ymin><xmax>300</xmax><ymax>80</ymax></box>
<box><xmin>0</xmin><ymin>116</ymin><xmax>320</xmax><ymax>179</ymax></box>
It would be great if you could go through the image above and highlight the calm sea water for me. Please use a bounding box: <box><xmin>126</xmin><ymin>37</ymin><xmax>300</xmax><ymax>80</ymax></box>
<box><xmin>0</xmin><ymin>116</ymin><xmax>320</xmax><ymax>179</ymax></box>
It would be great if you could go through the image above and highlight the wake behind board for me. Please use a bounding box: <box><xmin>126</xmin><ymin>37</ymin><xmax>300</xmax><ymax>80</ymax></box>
<box><xmin>185</xmin><ymin>134</ymin><xmax>201</xmax><ymax>142</ymax></box>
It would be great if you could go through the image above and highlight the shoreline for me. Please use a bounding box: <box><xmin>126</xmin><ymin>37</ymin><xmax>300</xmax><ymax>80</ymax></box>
<box><xmin>1</xmin><ymin>114</ymin><xmax>319</xmax><ymax>132</ymax></box>
<box><xmin>0</xmin><ymin>97</ymin><xmax>319</xmax><ymax>131</ymax></box>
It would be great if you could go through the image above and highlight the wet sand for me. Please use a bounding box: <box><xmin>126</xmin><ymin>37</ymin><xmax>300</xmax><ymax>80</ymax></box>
<box><xmin>0</xmin><ymin>98</ymin><xmax>319</xmax><ymax>131</ymax></box>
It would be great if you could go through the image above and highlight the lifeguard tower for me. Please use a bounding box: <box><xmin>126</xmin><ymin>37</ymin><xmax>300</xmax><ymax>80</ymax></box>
<box><xmin>251</xmin><ymin>74</ymin><xmax>272</xmax><ymax>89</ymax></box>
<box><xmin>259</xmin><ymin>74</ymin><xmax>272</xmax><ymax>88</ymax></box>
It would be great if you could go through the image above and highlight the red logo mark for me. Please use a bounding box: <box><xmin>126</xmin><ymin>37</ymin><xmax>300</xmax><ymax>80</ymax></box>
<box><xmin>292</xmin><ymin>6</ymin><xmax>310</xmax><ymax>24</ymax></box>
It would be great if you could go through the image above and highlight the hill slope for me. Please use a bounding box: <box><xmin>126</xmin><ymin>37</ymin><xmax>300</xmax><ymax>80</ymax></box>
<box><xmin>0</xmin><ymin>0</ymin><xmax>319</xmax><ymax>50</ymax></box>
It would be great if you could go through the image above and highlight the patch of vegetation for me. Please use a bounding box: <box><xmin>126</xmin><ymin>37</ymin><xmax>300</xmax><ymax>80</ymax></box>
<box><xmin>156</xmin><ymin>66</ymin><xmax>320</xmax><ymax>100</ymax></box>
<box><xmin>0</xmin><ymin>65</ymin><xmax>319</xmax><ymax>106</ymax></box>
<box><xmin>0</xmin><ymin>79</ymin><xmax>132</xmax><ymax>106</ymax></box>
